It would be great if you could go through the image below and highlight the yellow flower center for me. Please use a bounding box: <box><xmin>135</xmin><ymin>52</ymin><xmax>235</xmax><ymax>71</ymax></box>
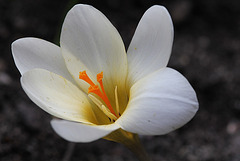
<box><xmin>79</xmin><ymin>71</ymin><xmax>120</xmax><ymax>121</ymax></box>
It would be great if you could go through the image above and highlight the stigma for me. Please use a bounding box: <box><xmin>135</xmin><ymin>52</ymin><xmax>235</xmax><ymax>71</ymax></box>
<box><xmin>79</xmin><ymin>71</ymin><xmax>120</xmax><ymax>121</ymax></box>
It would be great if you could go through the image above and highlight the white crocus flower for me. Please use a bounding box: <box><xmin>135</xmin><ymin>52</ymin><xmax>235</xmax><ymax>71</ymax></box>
<box><xmin>12</xmin><ymin>4</ymin><xmax>198</xmax><ymax>145</ymax></box>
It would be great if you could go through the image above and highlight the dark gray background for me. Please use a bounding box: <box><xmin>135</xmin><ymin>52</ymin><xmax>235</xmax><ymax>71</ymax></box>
<box><xmin>0</xmin><ymin>0</ymin><xmax>240</xmax><ymax>160</ymax></box>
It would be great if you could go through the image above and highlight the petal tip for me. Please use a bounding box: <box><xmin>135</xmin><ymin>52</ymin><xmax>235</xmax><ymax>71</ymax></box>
<box><xmin>71</xmin><ymin>4</ymin><xmax>94</xmax><ymax>12</ymax></box>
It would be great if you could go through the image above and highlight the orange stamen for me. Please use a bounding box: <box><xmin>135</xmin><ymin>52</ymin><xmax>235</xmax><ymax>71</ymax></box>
<box><xmin>79</xmin><ymin>71</ymin><xmax>117</xmax><ymax>118</ymax></box>
<box><xmin>88</xmin><ymin>85</ymin><xmax>104</xmax><ymax>99</ymax></box>
<box><xmin>97</xmin><ymin>72</ymin><xmax>106</xmax><ymax>98</ymax></box>
<box><xmin>97</xmin><ymin>71</ymin><xmax>103</xmax><ymax>82</ymax></box>
<box><xmin>79</xmin><ymin>71</ymin><xmax>95</xmax><ymax>86</ymax></box>
<box><xmin>97</xmin><ymin>72</ymin><xmax>117</xmax><ymax>117</ymax></box>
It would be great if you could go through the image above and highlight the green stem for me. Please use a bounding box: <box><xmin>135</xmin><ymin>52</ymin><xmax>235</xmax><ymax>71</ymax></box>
<box><xmin>103</xmin><ymin>129</ymin><xmax>152</xmax><ymax>161</ymax></box>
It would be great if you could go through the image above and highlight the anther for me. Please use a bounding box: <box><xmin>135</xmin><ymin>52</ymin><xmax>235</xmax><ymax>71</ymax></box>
<box><xmin>80</xmin><ymin>71</ymin><xmax>118</xmax><ymax>118</ymax></box>
<box><xmin>101</xmin><ymin>105</ymin><xmax>117</xmax><ymax>120</ymax></box>
<box><xmin>115</xmin><ymin>86</ymin><xmax>120</xmax><ymax>117</ymax></box>
<box><xmin>88</xmin><ymin>94</ymin><xmax>117</xmax><ymax>121</ymax></box>
<box><xmin>88</xmin><ymin>94</ymin><xmax>103</xmax><ymax>108</ymax></box>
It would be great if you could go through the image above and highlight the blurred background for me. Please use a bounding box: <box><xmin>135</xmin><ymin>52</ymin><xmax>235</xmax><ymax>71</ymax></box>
<box><xmin>0</xmin><ymin>0</ymin><xmax>240</xmax><ymax>160</ymax></box>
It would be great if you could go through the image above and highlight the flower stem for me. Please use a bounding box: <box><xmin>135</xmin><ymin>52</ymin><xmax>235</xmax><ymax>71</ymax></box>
<box><xmin>103</xmin><ymin>129</ymin><xmax>152</xmax><ymax>161</ymax></box>
<box><xmin>122</xmin><ymin>134</ymin><xmax>152</xmax><ymax>161</ymax></box>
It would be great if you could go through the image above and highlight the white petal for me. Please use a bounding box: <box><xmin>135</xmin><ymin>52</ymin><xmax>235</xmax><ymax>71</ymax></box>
<box><xmin>21</xmin><ymin>68</ymin><xmax>96</xmax><ymax>124</ymax></box>
<box><xmin>51</xmin><ymin>119</ymin><xmax>120</xmax><ymax>143</ymax></box>
<box><xmin>116</xmin><ymin>68</ymin><xmax>198</xmax><ymax>135</ymax></box>
<box><xmin>11</xmin><ymin>38</ymin><xmax>75</xmax><ymax>83</ymax></box>
<box><xmin>60</xmin><ymin>4</ymin><xmax>127</xmax><ymax>95</ymax></box>
<box><xmin>127</xmin><ymin>5</ymin><xmax>174</xmax><ymax>87</ymax></box>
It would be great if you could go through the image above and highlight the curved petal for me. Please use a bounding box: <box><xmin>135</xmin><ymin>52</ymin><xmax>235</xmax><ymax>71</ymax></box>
<box><xmin>127</xmin><ymin>5</ymin><xmax>174</xmax><ymax>88</ymax></box>
<box><xmin>11</xmin><ymin>38</ymin><xmax>75</xmax><ymax>83</ymax></box>
<box><xmin>60</xmin><ymin>4</ymin><xmax>128</xmax><ymax>99</ymax></box>
<box><xmin>51</xmin><ymin>119</ymin><xmax>120</xmax><ymax>143</ymax></box>
<box><xmin>116</xmin><ymin>68</ymin><xmax>198</xmax><ymax>135</ymax></box>
<box><xmin>21</xmin><ymin>68</ymin><xmax>97</xmax><ymax>124</ymax></box>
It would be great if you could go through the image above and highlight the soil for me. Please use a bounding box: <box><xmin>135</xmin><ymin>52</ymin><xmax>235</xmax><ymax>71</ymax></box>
<box><xmin>0</xmin><ymin>0</ymin><xmax>240</xmax><ymax>161</ymax></box>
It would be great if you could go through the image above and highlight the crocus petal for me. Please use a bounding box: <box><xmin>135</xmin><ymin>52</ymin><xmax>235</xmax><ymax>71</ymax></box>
<box><xmin>116</xmin><ymin>68</ymin><xmax>198</xmax><ymax>135</ymax></box>
<box><xmin>21</xmin><ymin>68</ymin><xmax>97</xmax><ymax>124</ymax></box>
<box><xmin>51</xmin><ymin>119</ymin><xmax>120</xmax><ymax>143</ymax></box>
<box><xmin>12</xmin><ymin>38</ymin><xmax>75</xmax><ymax>83</ymax></box>
<box><xmin>127</xmin><ymin>5</ymin><xmax>174</xmax><ymax>87</ymax></box>
<box><xmin>60</xmin><ymin>4</ymin><xmax>128</xmax><ymax>97</ymax></box>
